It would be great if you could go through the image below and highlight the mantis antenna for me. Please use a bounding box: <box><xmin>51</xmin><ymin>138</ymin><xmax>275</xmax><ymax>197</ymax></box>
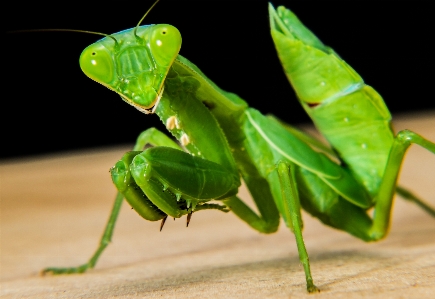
<box><xmin>8</xmin><ymin>28</ymin><xmax>119</xmax><ymax>48</ymax></box>
<box><xmin>9</xmin><ymin>0</ymin><xmax>163</xmax><ymax>48</ymax></box>
<box><xmin>133</xmin><ymin>0</ymin><xmax>161</xmax><ymax>38</ymax></box>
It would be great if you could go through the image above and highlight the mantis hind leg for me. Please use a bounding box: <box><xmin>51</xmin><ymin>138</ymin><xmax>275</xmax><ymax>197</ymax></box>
<box><xmin>369</xmin><ymin>130</ymin><xmax>435</xmax><ymax>240</ymax></box>
<box><xmin>395</xmin><ymin>185</ymin><xmax>435</xmax><ymax>217</ymax></box>
<box><xmin>42</xmin><ymin>128</ymin><xmax>181</xmax><ymax>275</ymax></box>
<box><xmin>306</xmin><ymin>130</ymin><xmax>435</xmax><ymax>243</ymax></box>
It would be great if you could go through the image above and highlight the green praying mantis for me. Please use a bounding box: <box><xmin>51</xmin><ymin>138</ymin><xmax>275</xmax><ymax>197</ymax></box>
<box><xmin>17</xmin><ymin>1</ymin><xmax>434</xmax><ymax>293</ymax></box>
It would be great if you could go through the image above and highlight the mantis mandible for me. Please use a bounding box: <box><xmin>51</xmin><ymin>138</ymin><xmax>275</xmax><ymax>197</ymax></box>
<box><xmin>26</xmin><ymin>1</ymin><xmax>435</xmax><ymax>293</ymax></box>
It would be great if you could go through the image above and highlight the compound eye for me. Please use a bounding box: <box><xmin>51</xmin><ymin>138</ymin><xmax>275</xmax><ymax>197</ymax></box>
<box><xmin>149</xmin><ymin>24</ymin><xmax>182</xmax><ymax>67</ymax></box>
<box><xmin>79</xmin><ymin>44</ymin><xmax>114</xmax><ymax>84</ymax></box>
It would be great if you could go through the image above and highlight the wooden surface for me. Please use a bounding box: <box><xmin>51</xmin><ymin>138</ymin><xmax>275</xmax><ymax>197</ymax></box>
<box><xmin>1</xmin><ymin>112</ymin><xmax>434</xmax><ymax>298</ymax></box>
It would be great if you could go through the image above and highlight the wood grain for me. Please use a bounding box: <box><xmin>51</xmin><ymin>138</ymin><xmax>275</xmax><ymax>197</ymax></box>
<box><xmin>1</xmin><ymin>112</ymin><xmax>434</xmax><ymax>298</ymax></box>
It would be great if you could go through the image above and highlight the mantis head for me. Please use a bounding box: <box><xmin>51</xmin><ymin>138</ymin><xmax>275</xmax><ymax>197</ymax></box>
<box><xmin>80</xmin><ymin>24</ymin><xmax>182</xmax><ymax>113</ymax></box>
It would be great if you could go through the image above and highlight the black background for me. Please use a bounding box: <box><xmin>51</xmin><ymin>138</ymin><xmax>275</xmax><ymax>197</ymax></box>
<box><xmin>4</xmin><ymin>1</ymin><xmax>434</xmax><ymax>160</ymax></box>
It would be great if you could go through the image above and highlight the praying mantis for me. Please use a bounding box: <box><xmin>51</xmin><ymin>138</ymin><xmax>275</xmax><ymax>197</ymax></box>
<box><xmin>6</xmin><ymin>1</ymin><xmax>435</xmax><ymax>294</ymax></box>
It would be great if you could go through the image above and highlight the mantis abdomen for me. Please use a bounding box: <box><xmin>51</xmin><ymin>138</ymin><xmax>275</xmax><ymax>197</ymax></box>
<box><xmin>270</xmin><ymin>6</ymin><xmax>395</xmax><ymax>196</ymax></box>
<box><xmin>306</xmin><ymin>85</ymin><xmax>395</xmax><ymax>197</ymax></box>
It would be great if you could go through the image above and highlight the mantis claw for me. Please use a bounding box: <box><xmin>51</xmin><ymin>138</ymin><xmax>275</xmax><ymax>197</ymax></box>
<box><xmin>159</xmin><ymin>215</ymin><xmax>168</xmax><ymax>231</ymax></box>
<box><xmin>186</xmin><ymin>212</ymin><xmax>193</xmax><ymax>227</ymax></box>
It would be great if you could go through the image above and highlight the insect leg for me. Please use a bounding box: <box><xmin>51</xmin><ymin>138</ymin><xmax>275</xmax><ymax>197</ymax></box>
<box><xmin>223</xmin><ymin>176</ymin><xmax>280</xmax><ymax>234</ymax></box>
<box><xmin>133</xmin><ymin>127</ymin><xmax>181</xmax><ymax>151</ymax></box>
<box><xmin>275</xmin><ymin>161</ymin><xmax>319</xmax><ymax>293</ymax></box>
<box><xmin>41</xmin><ymin>191</ymin><xmax>124</xmax><ymax>275</ymax></box>
<box><xmin>369</xmin><ymin>130</ymin><xmax>435</xmax><ymax>240</ymax></box>
<box><xmin>42</xmin><ymin>128</ymin><xmax>181</xmax><ymax>275</ymax></box>
<box><xmin>396</xmin><ymin>186</ymin><xmax>435</xmax><ymax>217</ymax></box>
<box><xmin>395</xmin><ymin>186</ymin><xmax>435</xmax><ymax>217</ymax></box>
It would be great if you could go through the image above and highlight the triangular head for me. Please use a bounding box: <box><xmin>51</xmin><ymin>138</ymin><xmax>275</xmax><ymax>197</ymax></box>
<box><xmin>79</xmin><ymin>24</ymin><xmax>182</xmax><ymax>113</ymax></box>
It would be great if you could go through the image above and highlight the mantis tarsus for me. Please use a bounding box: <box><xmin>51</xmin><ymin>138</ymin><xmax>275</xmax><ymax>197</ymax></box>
<box><xmin>10</xmin><ymin>1</ymin><xmax>435</xmax><ymax>293</ymax></box>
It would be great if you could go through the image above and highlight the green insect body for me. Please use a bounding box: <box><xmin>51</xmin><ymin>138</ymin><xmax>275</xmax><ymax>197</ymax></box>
<box><xmin>41</xmin><ymin>3</ymin><xmax>435</xmax><ymax>293</ymax></box>
<box><xmin>270</xmin><ymin>6</ymin><xmax>395</xmax><ymax>197</ymax></box>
